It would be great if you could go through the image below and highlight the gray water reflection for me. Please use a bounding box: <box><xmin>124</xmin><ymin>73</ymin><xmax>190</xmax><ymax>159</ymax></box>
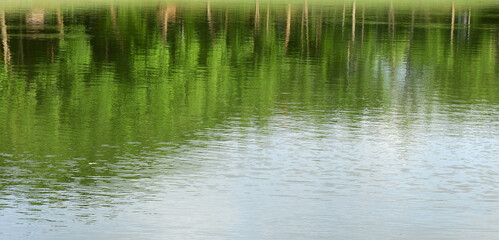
<box><xmin>1</xmin><ymin>0</ymin><xmax>499</xmax><ymax>239</ymax></box>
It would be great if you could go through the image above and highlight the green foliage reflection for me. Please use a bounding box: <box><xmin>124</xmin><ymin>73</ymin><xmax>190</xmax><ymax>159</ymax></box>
<box><xmin>0</xmin><ymin>1</ymin><xmax>498</xmax><ymax>200</ymax></box>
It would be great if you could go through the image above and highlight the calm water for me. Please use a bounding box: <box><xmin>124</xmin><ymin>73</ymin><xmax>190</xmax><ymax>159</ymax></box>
<box><xmin>0</xmin><ymin>1</ymin><xmax>498</xmax><ymax>239</ymax></box>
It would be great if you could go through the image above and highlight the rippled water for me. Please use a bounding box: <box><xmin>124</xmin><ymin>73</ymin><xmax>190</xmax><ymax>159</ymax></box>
<box><xmin>0</xmin><ymin>1</ymin><xmax>498</xmax><ymax>239</ymax></box>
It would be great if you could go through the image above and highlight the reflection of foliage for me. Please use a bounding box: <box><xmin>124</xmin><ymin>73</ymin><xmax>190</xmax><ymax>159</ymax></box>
<box><xmin>0</xmin><ymin>2</ymin><xmax>497</xmax><ymax>147</ymax></box>
<box><xmin>0</xmin><ymin>2</ymin><xmax>498</xmax><ymax>196</ymax></box>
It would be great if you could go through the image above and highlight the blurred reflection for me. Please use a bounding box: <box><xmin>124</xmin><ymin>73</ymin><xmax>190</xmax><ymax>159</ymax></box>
<box><xmin>0</xmin><ymin>10</ymin><xmax>10</xmax><ymax>68</ymax></box>
<box><xmin>0</xmin><ymin>2</ymin><xmax>497</xmax><ymax>237</ymax></box>
<box><xmin>285</xmin><ymin>4</ymin><xmax>291</xmax><ymax>51</ymax></box>
<box><xmin>160</xmin><ymin>4</ymin><xmax>176</xmax><ymax>42</ymax></box>
<box><xmin>0</xmin><ymin>2</ymin><xmax>497</xmax><ymax>153</ymax></box>
<box><xmin>26</xmin><ymin>9</ymin><xmax>44</xmax><ymax>26</ymax></box>
<box><xmin>56</xmin><ymin>8</ymin><xmax>64</xmax><ymax>39</ymax></box>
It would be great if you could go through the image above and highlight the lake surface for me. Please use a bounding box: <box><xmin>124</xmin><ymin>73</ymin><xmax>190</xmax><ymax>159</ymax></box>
<box><xmin>0</xmin><ymin>1</ymin><xmax>498</xmax><ymax>239</ymax></box>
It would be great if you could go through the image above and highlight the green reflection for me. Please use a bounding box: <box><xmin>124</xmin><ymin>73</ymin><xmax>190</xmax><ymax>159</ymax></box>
<box><xmin>0</xmin><ymin>1</ymin><xmax>498</xmax><ymax>203</ymax></box>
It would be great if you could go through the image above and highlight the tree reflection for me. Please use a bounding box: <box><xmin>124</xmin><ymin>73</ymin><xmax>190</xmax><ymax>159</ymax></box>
<box><xmin>0</xmin><ymin>0</ymin><xmax>498</xmax><ymax>208</ymax></box>
<box><xmin>0</xmin><ymin>10</ymin><xmax>10</xmax><ymax>69</ymax></box>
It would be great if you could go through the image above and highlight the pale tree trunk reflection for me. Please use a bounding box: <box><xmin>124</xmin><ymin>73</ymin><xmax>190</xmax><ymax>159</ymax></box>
<box><xmin>207</xmin><ymin>1</ymin><xmax>214</xmax><ymax>40</ymax></box>
<box><xmin>352</xmin><ymin>0</ymin><xmax>356</xmax><ymax>41</ymax></box>
<box><xmin>300</xmin><ymin>0</ymin><xmax>309</xmax><ymax>55</ymax></box>
<box><xmin>162</xmin><ymin>7</ymin><xmax>169</xmax><ymax>42</ymax></box>
<box><xmin>451</xmin><ymin>2</ymin><xmax>455</xmax><ymax>46</ymax></box>
<box><xmin>56</xmin><ymin>8</ymin><xmax>64</xmax><ymax>40</ymax></box>
<box><xmin>266</xmin><ymin>2</ymin><xmax>270</xmax><ymax>38</ymax></box>
<box><xmin>160</xmin><ymin>5</ymin><xmax>176</xmax><ymax>43</ymax></box>
<box><xmin>285</xmin><ymin>4</ymin><xmax>291</xmax><ymax>52</ymax></box>
<box><xmin>342</xmin><ymin>3</ymin><xmax>346</xmax><ymax>37</ymax></box>
<box><xmin>110</xmin><ymin>3</ymin><xmax>124</xmax><ymax>52</ymax></box>
<box><xmin>388</xmin><ymin>0</ymin><xmax>395</xmax><ymax>37</ymax></box>
<box><xmin>467</xmin><ymin>7</ymin><xmax>471</xmax><ymax>39</ymax></box>
<box><xmin>254</xmin><ymin>0</ymin><xmax>260</xmax><ymax>34</ymax></box>
<box><xmin>1</xmin><ymin>10</ymin><xmax>11</xmax><ymax>70</ymax></box>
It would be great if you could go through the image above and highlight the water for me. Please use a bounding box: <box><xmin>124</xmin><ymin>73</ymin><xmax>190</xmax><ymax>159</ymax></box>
<box><xmin>0</xmin><ymin>1</ymin><xmax>498</xmax><ymax>239</ymax></box>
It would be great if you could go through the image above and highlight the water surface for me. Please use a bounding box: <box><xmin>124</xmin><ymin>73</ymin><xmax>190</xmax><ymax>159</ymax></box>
<box><xmin>0</xmin><ymin>1</ymin><xmax>498</xmax><ymax>239</ymax></box>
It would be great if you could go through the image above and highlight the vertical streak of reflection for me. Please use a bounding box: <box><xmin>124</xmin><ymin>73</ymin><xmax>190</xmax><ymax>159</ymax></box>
<box><xmin>254</xmin><ymin>0</ymin><xmax>260</xmax><ymax>34</ymax></box>
<box><xmin>161</xmin><ymin>6</ymin><xmax>169</xmax><ymax>42</ymax></box>
<box><xmin>451</xmin><ymin>2</ymin><xmax>455</xmax><ymax>46</ymax></box>
<box><xmin>405</xmin><ymin>8</ymin><xmax>415</xmax><ymax>69</ymax></box>
<box><xmin>347</xmin><ymin>41</ymin><xmax>351</xmax><ymax>74</ymax></box>
<box><xmin>389</xmin><ymin>0</ymin><xmax>394</xmax><ymax>37</ymax></box>
<box><xmin>18</xmin><ymin>13</ymin><xmax>23</xmax><ymax>65</ymax></box>
<box><xmin>56</xmin><ymin>8</ymin><xmax>64</xmax><ymax>40</ymax></box>
<box><xmin>303</xmin><ymin>0</ymin><xmax>309</xmax><ymax>54</ymax></box>
<box><xmin>207</xmin><ymin>1</ymin><xmax>214</xmax><ymax>40</ymax></box>
<box><xmin>266</xmin><ymin>2</ymin><xmax>270</xmax><ymax>38</ymax></box>
<box><xmin>389</xmin><ymin>2</ymin><xmax>396</xmax><ymax>77</ymax></box>
<box><xmin>361</xmin><ymin>6</ymin><xmax>365</xmax><ymax>43</ymax></box>
<box><xmin>315</xmin><ymin>8</ymin><xmax>322</xmax><ymax>52</ymax></box>
<box><xmin>467</xmin><ymin>7</ymin><xmax>471</xmax><ymax>39</ymax></box>
<box><xmin>110</xmin><ymin>4</ymin><xmax>118</xmax><ymax>34</ymax></box>
<box><xmin>342</xmin><ymin>3</ymin><xmax>345</xmax><ymax>37</ymax></box>
<box><xmin>352</xmin><ymin>0</ymin><xmax>356</xmax><ymax>41</ymax></box>
<box><xmin>225</xmin><ymin>7</ymin><xmax>228</xmax><ymax>35</ymax></box>
<box><xmin>285</xmin><ymin>4</ymin><xmax>291</xmax><ymax>52</ymax></box>
<box><xmin>301</xmin><ymin>3</ymin><xmax>304</xmax><ymax>53</ymax></box>
<box><xmin>410</xmin><ymin>8</ymin><xmax>415</xmax><ymax>42</ymax></box>
<box><xmin>110</xmin><ymin>3</ymin><xmax>124</xmax><ymax>52</ymax></box>
<box><xmin>0</xmin><ymin>10</ymin><xmax>11</xmax><ymax>70</ymax></box>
